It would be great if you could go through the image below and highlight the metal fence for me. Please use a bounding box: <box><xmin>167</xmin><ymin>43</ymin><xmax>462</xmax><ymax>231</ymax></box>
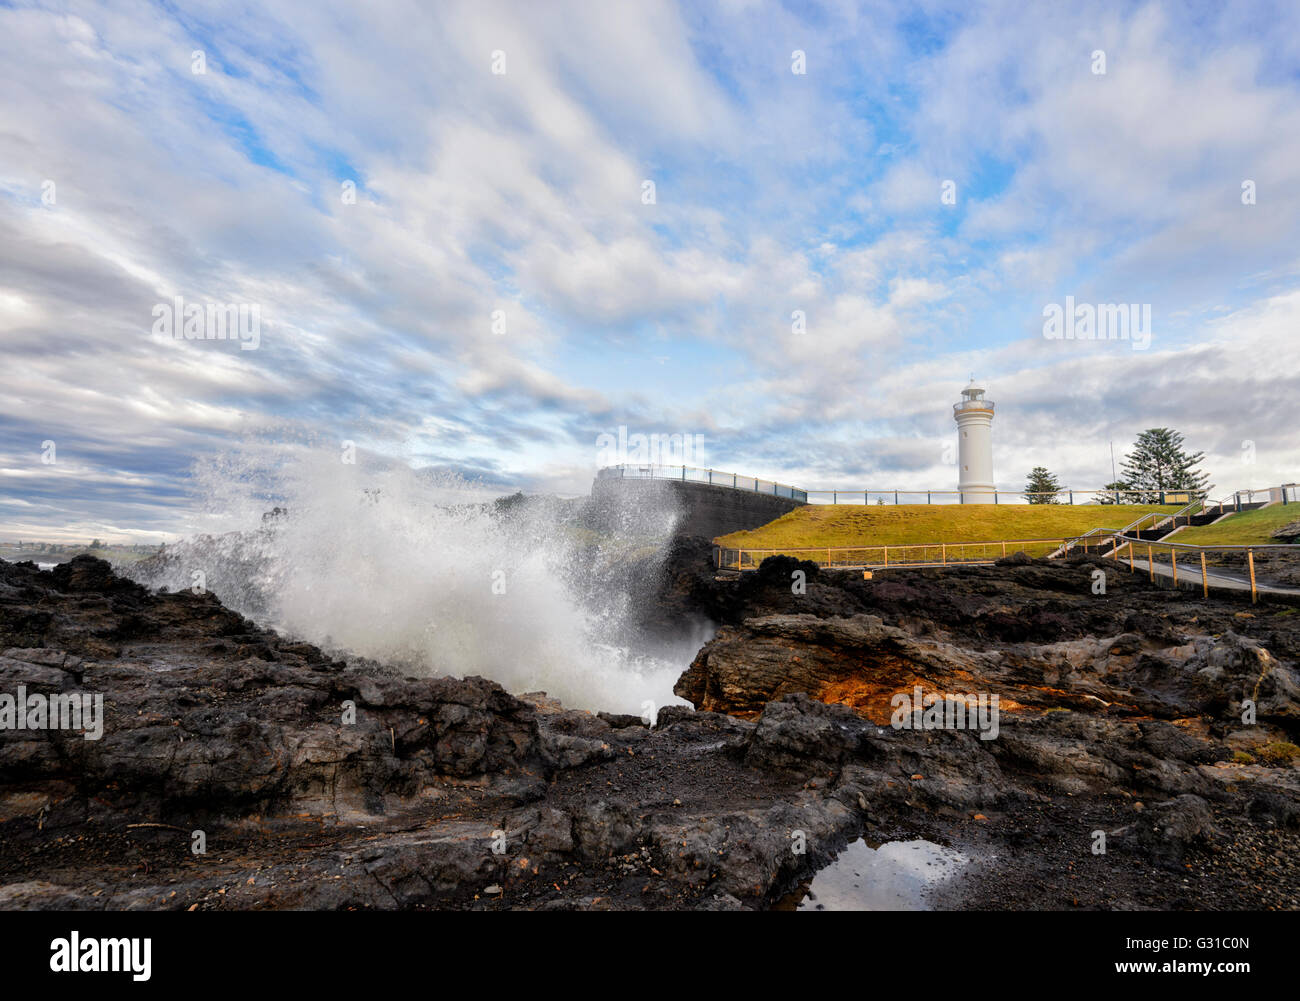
<box><xmin>716</xmin><ymin>536</ymin><xmax>1091</xmax><ymax>571</ymax></box>
<box><xmin>596</xmin><ymin>465</ymin><xmax>1211</xmax><ymax>507</ymax></box>
<box><xmin>1103</xmin><ymin>535</ymin><xmax>1300</xmax><ymax>603</ymax></box>
<box><xmin>716</xmin><ymin>530</ymin><xmax>1300</xmax><ymax>603</ymax></box>
<box><xmin>1226</xmin><ymin>484</ymin><xmax>1298</xmax><ymax>508</ymax></box>
<box><xmin>800</xmin><ymin>488</ymin><xmax>1202</xmax><ymax>506</ymax></box>
<box><xmin>596</xmin><ymin>464</ymin><xmax>807</xmax><ymax>502</ymax></box>
<box><xmin>598</xmin><ymin>465</ymin><xmax>1299</xmax><ymax>512</ymax></box>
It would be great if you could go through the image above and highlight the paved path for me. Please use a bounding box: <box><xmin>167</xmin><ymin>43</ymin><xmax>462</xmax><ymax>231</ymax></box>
<box><xmin>1120</xmin><ymin>556</ymin><xmax>1300</xmax><ymax>598</ymax></box>
<box><xmin>822</xmin><ymin>554</ymin><xmax>1300</xmax><ymax>600</ymax></box>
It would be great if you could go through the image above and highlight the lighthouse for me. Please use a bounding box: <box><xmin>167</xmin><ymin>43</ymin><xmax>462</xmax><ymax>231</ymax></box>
<box><xmin>954</xmin><ymin>382</ymin><xmax>995</xmax><ymax>503</ymax></box>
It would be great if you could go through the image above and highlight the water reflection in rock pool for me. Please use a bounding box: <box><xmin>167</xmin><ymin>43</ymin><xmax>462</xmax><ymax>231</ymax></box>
<box><xmin>776</xmin><ymin>839</ymin><xmax>968</xmax><ymax>911</ymax></box>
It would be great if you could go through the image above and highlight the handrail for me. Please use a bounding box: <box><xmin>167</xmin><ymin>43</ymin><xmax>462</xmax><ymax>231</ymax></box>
<box><xmin>1124</xmin><ymin>511</ymin><xmax>1164</xmax><ymax>532</ymax></box>
<box><xmin>800</xmin><ymin>489</ymin><xmax>1199</xmax><ymax>501</ymax></box>
<box><xmin>599</xmin><ymin>465</ymin><xmax>1252</xmax><ymax>507</ymax></box>
<box><xmin>732</xmin><ymin>535</ymin><xmax>1086</xmax><ymax>553</ymax></box>
<box><xmin>717</xmin><ymin>529</ymin><xmax>1298</xmax><ymax>602</ymax></box>
<box><xmin>1051</xmin><ymin>510</ymin><xmax>1160</xmax><ymax>557</ymax></box>
<box><xmin>722</xmin><ymin>533</ymin><xmax>1298</xmax><ymax>560</ymax></box>
<box><xmin>603</xmin><ymin>466</ymin><xmax>1295</xmax><ymax>511</ymax></box>
<box><xmin>597</xmin><ymin>464</ymin><xmax>808</xmax><ymax>502</ymax></box>
<box><xmin>716</xmin><ymin>535</ymin><xmax>1102</xmax><ymax>571</ymax></box>
<box><xmin>1110</xmin><ymin>533</ymin><xmax>1297</xmax><ymax>553</ymax></box>
<box><xmin>1103</xmin><ymin>534</ymin><xmax>1300</xmax><ymax>603</ymax></box>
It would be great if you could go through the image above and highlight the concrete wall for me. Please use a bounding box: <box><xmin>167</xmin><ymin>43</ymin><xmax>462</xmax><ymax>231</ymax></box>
<box><xmin>589</xmin><ymin>476</ymin><xmax>803</xmax><ymax>540</ymax></box>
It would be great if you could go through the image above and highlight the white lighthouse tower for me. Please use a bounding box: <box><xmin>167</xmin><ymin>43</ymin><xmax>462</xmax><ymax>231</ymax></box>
<box><xmin>954</xmin><ymin>381</ymin><xmax>995</xmax><ymax>503</ymax></box>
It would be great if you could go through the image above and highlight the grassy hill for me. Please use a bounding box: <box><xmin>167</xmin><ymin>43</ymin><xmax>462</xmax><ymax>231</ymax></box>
<box><xmin>1169</xmin><ymin>504</ymin><xmax>1300</xmax><ymax>547</ymax></box>
<box><xmin>716</xmin><ymin>503</ymin><xmax>1181</xmax><ymax>553</ymax></box>
<box><xmin>0</xmin><ymin>544</ymin><xmax>161</xmax><ymax>566</ymax></box>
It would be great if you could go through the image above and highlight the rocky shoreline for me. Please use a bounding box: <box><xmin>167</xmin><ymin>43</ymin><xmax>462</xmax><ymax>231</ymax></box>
<box><xmin>1</xmin><ymin>548</ymin><xmax>1298</xmax><ymax>910</ymax></box>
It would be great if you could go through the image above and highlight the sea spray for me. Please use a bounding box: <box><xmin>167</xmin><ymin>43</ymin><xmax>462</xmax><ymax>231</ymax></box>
<box><xmin>129</xmin><ymin>442</ymin><xmax>697</xmax><ymax>714</ymax></box>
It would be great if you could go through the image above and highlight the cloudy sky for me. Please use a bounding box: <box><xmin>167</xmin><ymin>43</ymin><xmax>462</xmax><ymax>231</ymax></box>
<box><xmin>2</xmin><ymin>0</ymin><xmax>1299</xmax><ymax>542</ymax></box>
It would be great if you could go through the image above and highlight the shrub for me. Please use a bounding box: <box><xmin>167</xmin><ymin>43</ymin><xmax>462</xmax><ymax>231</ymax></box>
<box><xmin>1256</xmin><ymin>742</ymin><xmax>1300</xmax><ymax>766</ymax></box>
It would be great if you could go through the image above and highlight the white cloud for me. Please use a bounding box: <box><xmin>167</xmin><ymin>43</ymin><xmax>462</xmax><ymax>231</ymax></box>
<box><xmin>1</xmin><ymin>0</ymin><xmax>1298</xmax><ymax>539</ymax></box>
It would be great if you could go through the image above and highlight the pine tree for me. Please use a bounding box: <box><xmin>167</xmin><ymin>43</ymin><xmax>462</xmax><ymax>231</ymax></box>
<box><xmin>1119</xmin><ymin>429</ymin><xmax>1210</xmax><ymax>502</ymax></box>
<box><xmin>1096</xmin><ymin>480</ymin><xmax>1134</xmax><ymax>504</ymax></box>
<box><xmin>1024</xmin><ymin>466</ymin><xmax>1061</xmax><ymax>504</ymax></box>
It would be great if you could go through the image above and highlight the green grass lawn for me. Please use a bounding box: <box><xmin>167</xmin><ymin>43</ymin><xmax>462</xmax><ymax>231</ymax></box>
<box><xmin>1170</xmin><ymin>504</ymin><xmax>1300</xmax><ymax>546</ymax></box>
<box><xmin>716</xmin><ymin>503</ymin><xmax>1181</xmax><ymax>552</ymax></box>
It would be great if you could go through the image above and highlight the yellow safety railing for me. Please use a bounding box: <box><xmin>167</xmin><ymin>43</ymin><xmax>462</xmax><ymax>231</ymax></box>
<box><xmin>715</xmin><ymin>531</ymin><xmax>1300</xmax><ymax>605</ymax></box>
<box><xmin>1107</xmin><ymin>535</ymin><xmax>1300</xmax><ymax>604</ymax></box>
<box><xmin>716</xmin><ymin>536</ymin><xmax>1107</xmax><ymax>572</ymax></box>
<box><xmin>798</xmin><ymin>489</ymin><xmax>1199</xmax><ymax>506</ymax></box>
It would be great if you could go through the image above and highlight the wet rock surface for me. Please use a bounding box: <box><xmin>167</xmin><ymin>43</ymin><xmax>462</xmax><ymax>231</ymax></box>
<box><xmin>663</xmin><ymin>543</ymin><xmax>1300</xmax><ymax>909</ymax></box>
<box><xmin>0</xmin><ymin>557</ymin><xmax>866</xmax><ymax>910</ymax></box>
<box><xmin>2</xmin><ymin>551</ymin><xmax>1299</xmax><ymax>910</ymax></box>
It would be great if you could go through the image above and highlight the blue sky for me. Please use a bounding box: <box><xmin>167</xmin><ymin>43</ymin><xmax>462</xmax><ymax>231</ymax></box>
<box><xmin>1</xmin><ymin>0</ymin><xmax>1299</xmax><ymax>541</ymax></box>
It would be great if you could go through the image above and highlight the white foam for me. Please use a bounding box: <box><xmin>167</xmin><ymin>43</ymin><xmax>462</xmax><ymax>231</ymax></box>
<box><xmin>139</xmin><ymin>443</ymin><xmax>694</xmax><ymax>715</ymax></box>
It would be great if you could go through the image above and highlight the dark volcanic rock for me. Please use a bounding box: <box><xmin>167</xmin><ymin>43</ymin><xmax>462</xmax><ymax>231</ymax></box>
<box><xmin>743</xmin><ymin>694</ymin><xmax>877</xmax><ymax>772</ymax></box>
<box><xmin>0</xmin><ymin>557</ymin><xmax>870</xmax><ymax>910</ymax></box>
<box><xmin>669</xmin><ymin>552</ymin><xmax>1300</xmax><ymax>910</ymax></box>
<box><xmin>0</xmin><ymin>558</ymin><xmax>542</xmax><ymax>824</ymax></box>
<box><xmin>676</xmin><ymin>613</ymin><xmax>966</xmax><ymax>717</ymax></box>
<box><xmin>3</xmin><ymin>553</ymin><xmax>1299</xmax><ymax>911</ymax></box>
